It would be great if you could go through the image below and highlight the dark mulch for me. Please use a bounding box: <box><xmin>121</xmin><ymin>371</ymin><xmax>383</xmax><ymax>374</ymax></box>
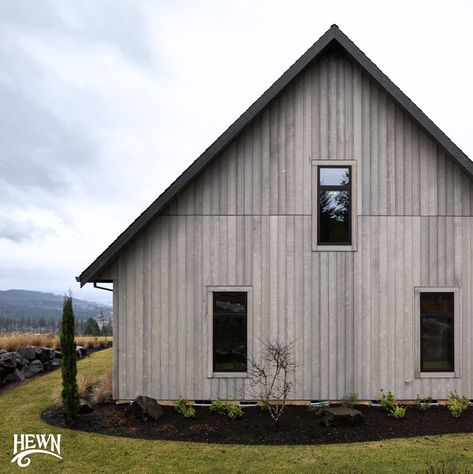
<box><xmin>42</xmin><ymin>403</ymin><xmax>473</xmax><ymax>445</ymax></box>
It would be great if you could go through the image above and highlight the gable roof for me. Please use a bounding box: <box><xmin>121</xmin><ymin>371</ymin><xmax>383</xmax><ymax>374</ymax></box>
<box><xmin>77</xmin><ymin>24</ymin><xmax>472</xmax><ymax>286</ymax></box>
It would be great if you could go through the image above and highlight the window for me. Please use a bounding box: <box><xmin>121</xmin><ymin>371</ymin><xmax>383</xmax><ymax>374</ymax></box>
<box><xmin>420</xmin><ymin>292</ymin><xmax>454</xmax><ymax>372</ymax></box>
<box><xmin>212</xmin><ymin>292</ymin><xmax>247</xmax><ymax>373</ymax></box>
<box><xmin>318</xmin><ymin>166</ymin><xmax>351</xmax><ymax>245</ymax></box>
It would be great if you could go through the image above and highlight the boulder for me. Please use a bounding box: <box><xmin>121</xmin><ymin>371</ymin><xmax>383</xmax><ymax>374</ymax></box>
<box><xmin>52</xmin><ymin>358</ymin><xmax>62</xmax><ymax>368</ymax></box>
<box><xmin>79</xmin><ymin>399</ymin><xmax>94</xmax><ymax>414</ymax></box>
<box><xmin>2</xmin><ymin>368</ymin><xmax>25</xmax><ymax>385</ymax></box>
<box><xmin>42</xmin><ymin>360</ymin><xmax>53</xmax><ymax>371</ymax></box>
<box><xmin>22</xmin><ymin>360</ymin><xmax>44</xmax><ymax>378</ymax></box>
<box><xmin>17</xmin><ymin>346</ymin><xmax>37</xmax><ymax>361</ymax></box>
<box><xmin>0</xmin><ymin>352</ymin><xmax>17</xmax><ymax>371</ymax></box>
<box><xmin>0</xmin><ymin>349</ymin><xmax>7</xmax><ymax>355</ymax></box>
<box><xmin>54</xmin><ymin>350</ymin><xmax>62</xmax><ymax>359</ymax></box>
<box><xmin>320</xmin><ymin>407</ymin><xmax>364</xmax><ymax>427</ymax></box>
<box><xmin>14</xmin><ymin>353</ymin><xmax>28</xmax><ymax>369</ymax></box>
<box><xmin>35</xmin><ymin>347</ymin><xmax>54</xmax><ymax>363</ymax></box>
<box><xmin>125</xmin><ymin>396</ymin><xmax>164</xmax><ymax>422</ymax></box>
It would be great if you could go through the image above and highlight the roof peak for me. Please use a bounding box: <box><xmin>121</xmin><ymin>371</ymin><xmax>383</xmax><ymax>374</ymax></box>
<box><xmin>77</xmin><ymin>25</ymin><xmax>472</xmax><ymax>286</ymax></box>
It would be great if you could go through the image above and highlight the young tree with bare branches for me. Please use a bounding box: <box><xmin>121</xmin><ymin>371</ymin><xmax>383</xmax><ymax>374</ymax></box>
<box><xmin>247</xmin><ymin>340</ymin><xmax>297</xmax><ymax>430</ymax></box>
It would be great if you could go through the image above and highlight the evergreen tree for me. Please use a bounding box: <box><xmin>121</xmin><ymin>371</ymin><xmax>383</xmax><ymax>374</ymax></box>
<box><xmin>84</xmin><ymin>317</ymin><xmax>100</xmax><ymax>336</ymax></box>
<box><xmin>60</xmin><ymin>295</ymin><xmax>80</xmax><ymax>424</ymax></box>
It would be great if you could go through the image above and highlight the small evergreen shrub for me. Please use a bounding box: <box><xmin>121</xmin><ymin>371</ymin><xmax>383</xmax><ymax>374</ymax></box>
<box><xmin>226</xmin><ymin>404</ymin><xmax>243</xmax><ymax>420</ymax></box>
<box><xmin>341</xmin><ymin>392</ymin><xmax>359</xmax><ymax>408</ymax></box>
<box><xmin>259</xmin><ymin>399</ymin><xmax>270</xmax><ymax>412</ymax></box>
<box><xmin>379</xmin><ymin>389</ymin><xmax>396</xmax><ymax>412</ymax></box>
<box><xmin>416</xmin><ymin>394</ymin><xmax>433</xmax><ymax>412</ymax></box>
<box><xmin>210</xmin><ymin>399</ymin><xmax>228</xmax><ymax>415</ymax></box>
<box><xmin>447</xmin><ymin>391</ymin><xmax>469</xmax><ymax>417</ymax></box>
<box><xmin>175</xmin><ymin>396</ymin><xmax>196</xmax><ymax>418</ymax></box>
<box><xmin>210</xmin><ymin>399</ymin><xmax>243</xmax><ymax>419</ymax></box>
<box><xmin>390</xmin><ymin>405</ymin><xmax>406</xmax><ymax>418</ymax></box>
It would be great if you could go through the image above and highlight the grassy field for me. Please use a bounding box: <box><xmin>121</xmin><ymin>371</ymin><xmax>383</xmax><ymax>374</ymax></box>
<box><xmin>0</xmin><ymin>333</ymin><xmax>112</xmax><ymax>351</ymax></box>
<box><xmin>1</xmin><ymin>350</ymin><xmax>473</xmax><ymax>473</ymax></box>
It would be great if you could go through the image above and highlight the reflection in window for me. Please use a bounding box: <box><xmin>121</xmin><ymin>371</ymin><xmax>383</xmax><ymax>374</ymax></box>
<box><xmin>318</xmin><ymin>166</ymin><xmax>351</xmax><ymax>245</ymax></box>
<box><xmin>213</xmin><ymin>292</ymin><xmax>247</xmax><ymax>372</ymax></box>
<box><xmin>420</xmin><ymin>293</ymin><xmax>454</xmax><ymax>372</ymax></box>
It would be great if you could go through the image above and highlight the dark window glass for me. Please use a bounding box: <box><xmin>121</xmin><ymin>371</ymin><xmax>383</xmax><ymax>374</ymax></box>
<box><xmin>213</xmin><ymin>292</ymin><xmax>247</xmax><ymax>372</ymax></box>
<box><xmin>318</xmin><ymin>166</ymin><xmax>351</xmax><ymax>245</ymax></box>
<box><xmin>420</xmin><ymin>293</ymin><xmax>454</xmax><ymax>372</ymax></box>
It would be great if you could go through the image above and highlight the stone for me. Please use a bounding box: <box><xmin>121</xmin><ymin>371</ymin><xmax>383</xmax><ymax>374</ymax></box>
<box><xmin>28</xmin><ymin>360</ymin><xmax>44</xmax><ymax>377</ymax></box>
<box><xmin>54</xmin><ymin>350</ymin><xmax>62</xmax><ymax>359</ymax></box>
<box><xmin>0</xmin><ymin>352</ymin><xmax>17</xmax><ymax>371</ymax></box>
<box><xmin>17</xmin><ymin>346</ymin><xmax>37</xmax><ymax>361</ymax></box>
<box><xmin>22</xmin><ymin>359</ymin><xmax>44</xmax><ymax>378</ymax></box>
<box><xmin>42</xmin><ymin>360</ymin><xmax>53</xmax><ymax>371</ymax></box>
<box><xmin>320</xmin><ymin>407</ymin><xmax>364</xmax><ymax>427</ymax></box>
<box><xmin>14</xmin><ymin>353</ymin><xmax>28</xmax><ymax>368</ymax></box>
<box><xmin>79</xmin><ymin>399</ymin><xmax>94</xmax><ymax>414</ymax></box>
<box><xmin>125</xmin><ymin>396</ymin><xmax>164</xmax><ymax>422</ymax></box>
<box><xmin>2</xmin><ymin>368</ymin><xmax>25</xmax><ymax>385</ymax></box>
<box><xmin>52</xmin><ymin>358</ymin><xmax>62</xmax><ymax>368</ymax></box>
<box><xmin>35</xmin><ymin>347</ymin><xmax>54</xmax><ymax>363</ymax></box>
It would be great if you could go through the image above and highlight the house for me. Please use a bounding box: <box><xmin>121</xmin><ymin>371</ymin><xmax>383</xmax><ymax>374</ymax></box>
<box><xmin>77</xmin><ymin>25</ymin><xmax>473</xmax><ymax>402</ymax></box>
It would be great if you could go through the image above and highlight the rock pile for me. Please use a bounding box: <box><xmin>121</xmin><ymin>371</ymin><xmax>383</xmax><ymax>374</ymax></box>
<box><xmin>0</xmin><ymin>344</ymin><xmax>88</xmax><ymax>388</ymax></box>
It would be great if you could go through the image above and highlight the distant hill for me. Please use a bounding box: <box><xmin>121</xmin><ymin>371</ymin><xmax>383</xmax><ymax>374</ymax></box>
<box><xmin>0</xmin><ymin>290</ymin><xmax>112</xmax><ymax>321</ymax></box>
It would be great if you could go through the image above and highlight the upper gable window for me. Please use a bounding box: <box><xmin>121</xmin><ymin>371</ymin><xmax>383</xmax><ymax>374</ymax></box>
<box><xmin>318</xmin><ymin>166</ymin><xmax>351</xmax><ymax>245</ymax></box>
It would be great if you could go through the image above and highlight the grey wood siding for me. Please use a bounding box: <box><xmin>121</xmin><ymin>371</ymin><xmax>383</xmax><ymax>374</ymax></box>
<box><xmin>108</xmin><ymin>49</ymin><xmax>473</xmax><ymax>401</ymax></box>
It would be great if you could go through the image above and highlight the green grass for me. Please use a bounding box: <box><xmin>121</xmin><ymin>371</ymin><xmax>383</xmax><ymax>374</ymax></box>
<box><xmin>1</xmin><ymin>350</ymin><xmax>473</xmax><ymax>473</ymax></box>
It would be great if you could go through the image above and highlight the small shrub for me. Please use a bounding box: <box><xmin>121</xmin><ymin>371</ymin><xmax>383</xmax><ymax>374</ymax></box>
<box><xmin>379</xmin><ymin>389</ymin><xmax>396</xmax><ymax>411</ymax></box>
<box><xmin>226</xmin><ymin>404</ymin><xmax>243</xmax><ymax>420</ymax></box>
<box><xmin>259</xmin><ymin>399</ymin><xmax>270</xmax><ymax>412</ymax></box>
<box><xmin>175</xmin><ymin>396</ymin><xmax>196</xmax><ymax>418</ymax></box>
<box><xmin>447</xmin><ymin>391</ymin><xmax>469</xmax><ymax>418</ymax></box>
<box><xmin>210</xmin><ymin>399</ymin><xmax>243</xmax><ymax>420</ymax></box>
<box><xmin>210</xmin><ymin>399</ymin><xmax>228</xmax><ymax>415</ymax></box>
<box><xmin>389</xmin><ymin>404</ymin><xmax>406</xmax><ymax>418</ymax></box>
<box><xmin>341</xmin><ymin>392</ymin><xmax>359</xmax><ymax>408</ymax></box>
<box><xmin>416</xmin><ymin>394</ymin><xmax>433</xmax><ymax>412</ymax></box>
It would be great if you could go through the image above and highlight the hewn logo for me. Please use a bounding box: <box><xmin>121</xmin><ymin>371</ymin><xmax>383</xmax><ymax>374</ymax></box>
<box><xmin>11</xmin><ymin>434</ymin><xmax>62</xmax><ymax>468</ymax></box>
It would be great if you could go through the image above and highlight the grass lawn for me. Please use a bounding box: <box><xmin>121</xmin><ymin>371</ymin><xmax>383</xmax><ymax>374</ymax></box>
<box><xmin>1</xmin><ymin>350</ymin><xmax>473</xmax><ymax>473</ymax></box>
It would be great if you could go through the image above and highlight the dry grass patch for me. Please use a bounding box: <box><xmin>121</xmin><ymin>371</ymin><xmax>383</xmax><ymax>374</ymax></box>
<box><xmin>0</xmin><ymin>333</ymin><xmax>59</xmax><ymax>351</ymax></box>
<box><xmin>0</xmin><ymin>332</ymin><xmax>111</xmax><ymax>351</ymax></box>
<box><xmin>90</xmin><ymin>369</ymin><xmax>113</xmax><ymax>405</ymax></box>
<box><xmin>75</xmin><ymin>336</ymin><xmax>111</xmax><ymax>350</ymax></box>
<box><xmin>51</xmin><ymin>373</ymin><xmax>99</xmax><ymax>408</ymax></box>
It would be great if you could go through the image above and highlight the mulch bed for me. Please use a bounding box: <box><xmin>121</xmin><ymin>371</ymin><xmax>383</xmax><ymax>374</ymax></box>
<box><xmin>42</xmin><ymin>404</ymin><xmax>473</xmax><ymax>445</ymax></box>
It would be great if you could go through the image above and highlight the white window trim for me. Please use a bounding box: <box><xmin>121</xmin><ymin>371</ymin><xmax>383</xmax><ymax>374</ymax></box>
<box><xmin>414</xmin><ymin>287</ymin><xmax>461</xmax><ymax>379</ymax></box>
<box><xmin>206</xmin><ymin>286</ymin><xmax>252</xmax><ymax>379</ymax></box>
<box><xmin>311</xmin><ymin>160</ymin><xmax>358</xmax><ymax>252</ymax></box>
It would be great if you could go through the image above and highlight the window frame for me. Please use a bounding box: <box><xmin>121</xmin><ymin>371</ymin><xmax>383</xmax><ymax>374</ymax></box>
<box><xmin>207</xmin><ymin>286</ymin><xmax>252</xmax><ymax>378</ymax></box>
<box><xmin>414</xmin><ymin>287</ymin><xmax>461</xmax><ymax>379</ymax></box>
<box><xmin>312</xmin><ymin>160</ymin><xmax>358</xmax><ymax>252</ymax></box>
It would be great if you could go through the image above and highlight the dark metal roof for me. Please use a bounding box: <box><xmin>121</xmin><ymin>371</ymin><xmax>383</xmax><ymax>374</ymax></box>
<box><xmin>77</xmin><ymin>24</ymin><xmax>472</xmax><ymax>286</ymax></box>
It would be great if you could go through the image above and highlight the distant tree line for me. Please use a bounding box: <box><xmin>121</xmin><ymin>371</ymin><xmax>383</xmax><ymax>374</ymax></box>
<box><xmin>0</xmin><ymin>315</ymin><xmax>112</xmax><ymax>336</ymax></box>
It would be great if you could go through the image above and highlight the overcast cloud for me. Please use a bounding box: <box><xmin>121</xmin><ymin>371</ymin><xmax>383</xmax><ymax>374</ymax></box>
<box><xmin>0</xmin><ymin>0</ymin><xmax>472</xmax><ymax>304</ymax></box>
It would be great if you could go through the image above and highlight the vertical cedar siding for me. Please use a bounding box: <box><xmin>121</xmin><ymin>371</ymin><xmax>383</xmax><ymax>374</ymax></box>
<box><xmin>108</xmin><ymin>49</ymin><xmax>473</xmax><ymax>401</ymax></box>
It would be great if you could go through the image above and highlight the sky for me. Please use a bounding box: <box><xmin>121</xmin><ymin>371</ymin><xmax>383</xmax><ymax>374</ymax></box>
<box><xmin>0</xmin><ymin>0</ymin><xmax>472</xmax><ymax>304</ymax></box>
